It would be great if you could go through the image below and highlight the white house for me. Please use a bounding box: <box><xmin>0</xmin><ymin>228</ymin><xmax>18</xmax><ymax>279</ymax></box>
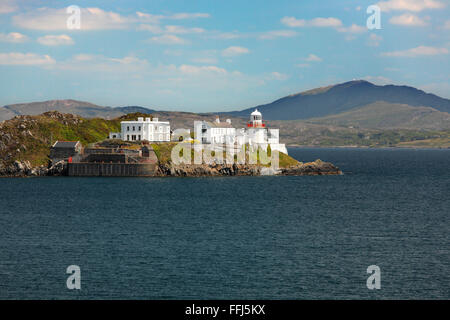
<box><xmin>109</xmin><ymin>117</ymin><xmax>171</xmax><ymax>142</ymax></box>
<box><xmin>194</xmin><ymin>117</ymin><xmax>236</xmax><ymax>144</ymax></box>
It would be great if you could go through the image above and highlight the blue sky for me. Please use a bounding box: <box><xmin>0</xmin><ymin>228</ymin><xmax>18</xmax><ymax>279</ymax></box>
<box><xmin>0</xmin><ymin>0</ymin><xmax>449</xmax><ymax>112</ymax></box>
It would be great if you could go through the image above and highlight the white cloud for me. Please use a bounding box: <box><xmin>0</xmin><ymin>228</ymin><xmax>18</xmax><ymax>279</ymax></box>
<box><xmin>0</xmin><ymin>0</ymin><xmax>17</xmax><ymax>14</ymax></box>
<box><xmin>381</xmin><ymin>46</ymin><xmax>448</xmax><ymax>57</ymax></box>
<box><xmin>337</xmin><ymin>24</ymin><xmax>367</xmax><ymax>33</ymax></box>
<box><xmin>165</xmin><ymin>25</ymin><xmax>205</xmax><ymax>34</ymax></box>
<box><xmin>136</xmin><ymin>12</ymin><xmax>210</xmax><ymax>23</ymax></box>
<box><xmin>389</xmin><ymin>13</ymin><xmax>428</xmax><ymax>26</ymax></box>
<box><xmin>139</xmin><ymin>24</ymin><xmax>204</xmax><ymax>34</ymax></box>
<box><xmin>266</xmin><ymin>72</ymin><xmax>289</xmax><ymax>81</ymax></box>
<box><xmin>0</xmin><ymin>52</ymin><xmax>55</xmax><ymax>65</ymax></box>
<box><xmin>222</xmin><ymin>46</ymin><xmax>250</xmax><ymax>57</ymax></box>
<box><xmin>54</xmin><ymin>54</ymin><xmax>149</xmax><ymax>73</ymax></box>
<box><xmin>13</xmin><ymin>7</ymin><xmax>132</xmax><ymax>30</ymax></box>
<box><xmin>12</xmin><ymin>7</ymin><xmax>210</xmax><ymax>31</ymax></box>
<box><xmin>148</xmin><ymin>34</ymin><xmax>188</xmax><ymax>45</ymax></box>
<box><xmin>0</xmin><ymin>32</ymin><xmax>28</xmax><ymax>43</ymax></box>
<box><xmin>258</xmin><ymin>30</ymin><xmax>298</xmax><ymax>40</ymax></box>
<box><xmin>377</xmin><ymin>0</ymin><xmax>445</xmax><ymax>12</ymax></box>
<box><xmin>305</xmin><ymin>54</ymin><xmax>322</xmax><ymax>62</ymax></box>
<box><xmin>168</xmin><ymin>13</ymin><xmax>210</xmax><ymax>20</ymax></box>
<box><xmin>37</xmin><ymin>34</ymin><xmax>74</xmax><ymax>46</ymax></box>
<box><xmin>310</xmin><ymin>17</ymin><xmax>343</xmax><ymax>27</ymax></box>
<box><xmin>281</xmin><ymin>16</ymin><xmax>343</xmax><ymax>28</ymax></box>
<box><xmin>179</xmin><ymin>64</ymin><xmax>227</xmax><ymax>75</ymax></box>
<box><xmin>138</xmin><ymin>24</ymin><xmax>164</xmax><ymax>33</ymax></box>
<box><xmin>209</xmin><ymin>31</ymin><xmax>245</xmax><ymax>40</ymax></box>
<box><xmin>367</xmin><ymin>33</ymin><xmax>383</xmax><ymax>46</ymax></box>
<box><xmin>281</xmin><ymin>17</ymin><xmax>306</xmax><ymax>27</ymax></box>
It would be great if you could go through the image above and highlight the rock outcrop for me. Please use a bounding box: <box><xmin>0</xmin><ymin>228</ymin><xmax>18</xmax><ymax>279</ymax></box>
<box><xmin>156</xmin><ymin>163</ymin><xmax>261</xmax><ymax>177</ymax></box>
<box><xmin>280</xmin><ymin>159</ymin><xmax>342</xmax><ymax>176</ymax></box>
<box><xmin>0</xmin><ymin>160</ymin><xmax>67</xmax><ymax>177</ymax></box>
<box><xmin>156</xmin><ymin>159</ymin><xmax>342</xmax><ymax>177</ymax></box>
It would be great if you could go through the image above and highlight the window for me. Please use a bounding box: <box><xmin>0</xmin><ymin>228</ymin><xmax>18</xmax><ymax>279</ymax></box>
<box><xmin>138</xmin><ymin>126</ymin><xmax>141</xmax><ymax>131</ymax></box>
<box><xmin>127</xmin><ymin>135</ymin><xmax>130</xmax><ymax>140</ymax></box>
<box><xmin>138</xmin><ymin>135</ymin><xmax>141</xmax><ymax>140</ymax></box>
<box><xmin>133</xmin><ymin>126</ymin><xmax>135</xmax><ymax>131</ymax></box>
<box><xmin>127</xmin><ymin>126</ymin><xmax>130</xmax><ymax>131</ymax></box>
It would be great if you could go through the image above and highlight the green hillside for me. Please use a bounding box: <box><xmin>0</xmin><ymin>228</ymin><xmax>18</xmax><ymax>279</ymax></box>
<box><xmin>0</xmin><ymin>111</ymin><xmax>151</xmax><ymax>166</ymax></box>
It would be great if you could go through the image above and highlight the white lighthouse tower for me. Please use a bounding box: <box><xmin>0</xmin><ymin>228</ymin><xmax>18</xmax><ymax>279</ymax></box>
<box><xmin>247</xmin><ymin>109</ymin><xmax>267</xmax><ymax>144</ymax></box>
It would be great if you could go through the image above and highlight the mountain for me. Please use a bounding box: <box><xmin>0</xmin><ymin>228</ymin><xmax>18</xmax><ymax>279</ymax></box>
<box><xmin>226</xmin><ymin>80</ymin><xmax>450</xmax><ymax>120</ymax></box>
<box><xmin>304</xmin><ymin>101</ymin><xmax>450</xmax><ymax>130</ymax></box>
<box><xmin>115</xmin><ymin>106</ymin><xmax>156</xmax><ymax>114</ymax></box>
<box><xmin>0</xmin><ymin>100</ymin><xmax>155</xmax><ymax>122</ymax></box>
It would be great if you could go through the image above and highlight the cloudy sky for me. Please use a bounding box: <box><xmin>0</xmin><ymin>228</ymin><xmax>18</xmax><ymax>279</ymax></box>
<box><xmin>0</xmin><ymin>0</ymin><xmax>449</xmax><ymax>111</ymax></box>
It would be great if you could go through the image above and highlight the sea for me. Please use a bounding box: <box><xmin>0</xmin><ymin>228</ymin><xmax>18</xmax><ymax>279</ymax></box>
<box><xmin>0</xmin><ymin>147</ymin><xmax>449</xmax><ymax>299</ymax></box>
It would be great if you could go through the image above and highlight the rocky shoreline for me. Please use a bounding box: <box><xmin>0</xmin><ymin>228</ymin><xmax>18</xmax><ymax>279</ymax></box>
<box><xmin>156</xmin><ymin>159</ymin><xmax>342</xmax><ymax>177</ymax></box>
<box><xmin>0</xmin><ymin>159</ymin><xmax>342</xmax><ymax>177</ymax></box>
<box><xmin>0</xmin><ymin>160</ymin><xmax>67</xmax><ymax>177</ymax></box>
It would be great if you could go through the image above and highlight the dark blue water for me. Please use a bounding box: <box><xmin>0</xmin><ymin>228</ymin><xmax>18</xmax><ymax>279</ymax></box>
<box><xmin>0</xmin><ymin>148</ymin><xmax>449</xmax><ymax>299</ymax></box>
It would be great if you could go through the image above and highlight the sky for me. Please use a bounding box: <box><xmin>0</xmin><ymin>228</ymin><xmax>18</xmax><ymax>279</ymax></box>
<box><xmin>0</xmin><ymin>0</ymin><xmax>449</xmax><ymax>112</ymax></box>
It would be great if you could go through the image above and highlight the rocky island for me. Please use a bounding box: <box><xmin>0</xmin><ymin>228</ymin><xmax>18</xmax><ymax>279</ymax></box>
<box><xmin>0</xmin><ymin>111</ymin><xmax>342</xmax><ymax>177</ymax></box>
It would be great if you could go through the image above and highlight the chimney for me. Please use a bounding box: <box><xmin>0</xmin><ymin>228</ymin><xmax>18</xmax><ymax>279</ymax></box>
<box><xmin>138</xmin><ymin>117</ymin><xmax>144</xmax><ymax>122</ymax></box>
<box><xmin>145</xmin><ymin>117</ymin><xmax>151</xmax><ymax>122</ymax></box>
<box><xmin>153</xmin><ymin>118</ymin><xmax>159</xmax><ymax>122</ymax></box>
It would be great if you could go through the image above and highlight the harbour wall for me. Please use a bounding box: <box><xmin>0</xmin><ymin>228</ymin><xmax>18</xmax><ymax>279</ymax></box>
<box><xmin>68</xmin><ymin>163</ymin><xmax>157</xmax><ymax>177</ymax></box>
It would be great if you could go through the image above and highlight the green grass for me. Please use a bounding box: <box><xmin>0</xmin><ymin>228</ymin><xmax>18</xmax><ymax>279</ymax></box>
<box><xmin>150</xmin><ymin>142</ymin><xmax>300</xmax><ymax>168</ymax></box>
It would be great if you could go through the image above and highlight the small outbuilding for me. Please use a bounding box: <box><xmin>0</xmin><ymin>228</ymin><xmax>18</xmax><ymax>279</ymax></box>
<box><xmin>50</xmin><ymin>141</ymin><xmax>83</xmax><ymax>164</ymax></box>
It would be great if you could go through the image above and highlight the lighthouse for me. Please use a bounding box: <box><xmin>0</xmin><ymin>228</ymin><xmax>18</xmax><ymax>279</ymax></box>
<box><xmin>247</xmin><ymin>109</ymin><xmax>267</xmax><ymax>144</ymax></box>
<box><xmin>247</xmin><ymin>109</ymin><xmax>265</xmax><ymax>128</ymax></box>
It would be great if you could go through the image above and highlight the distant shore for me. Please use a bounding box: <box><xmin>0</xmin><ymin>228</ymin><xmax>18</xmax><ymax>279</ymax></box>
<box><xmin>287</xmin><ymin>144</ymin><xmax>450</xmax><ymax>150</ymax></box>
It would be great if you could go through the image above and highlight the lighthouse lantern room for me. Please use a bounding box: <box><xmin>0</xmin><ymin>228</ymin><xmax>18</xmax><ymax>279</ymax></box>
<box><xmin>247</xmin><ymin>109</ymin><xmax>266</xmax><ymax>128</ymax></box>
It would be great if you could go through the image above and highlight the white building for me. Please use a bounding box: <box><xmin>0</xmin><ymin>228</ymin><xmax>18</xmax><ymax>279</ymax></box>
<box><xmin>194</xmin><ymin>117</ymin><xmax>236</xmax><ymax>144</ymax></box>
<box><xmin>109</xmin><ymin>117</ymin><xmax>171</xmax><ymax>142</ymax></box>
<box><xmin>245</xmin><ymin>109</ymin><xmax>287</xmax><ymax>154</ymax></box>
<box><xmin>194</xmin><ymin>109</ymin><xmax>288</xmax><ymax>154</ymax></box>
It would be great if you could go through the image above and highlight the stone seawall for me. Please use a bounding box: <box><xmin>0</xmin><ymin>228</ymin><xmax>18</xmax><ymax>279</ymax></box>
<box><xmin>68</xmin><ymin>163</ymin><xmax>157</xmax><ymax>177</ymax></box>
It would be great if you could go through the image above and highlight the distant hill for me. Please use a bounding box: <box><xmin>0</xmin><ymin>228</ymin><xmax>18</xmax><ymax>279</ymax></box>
<box><xmin>0</xmin><ymin>100</ymin><xmax>156</xmax><ymax>122</ymax></box>
<box><xmin>304</xmin><ymin>101</ymin><xmax>450</xmax><ymax>130</ymax></box>
<box><xmin>226</xmin><ymin>80</ymin><xmax>450</xmax><ymax>120</ymax></box>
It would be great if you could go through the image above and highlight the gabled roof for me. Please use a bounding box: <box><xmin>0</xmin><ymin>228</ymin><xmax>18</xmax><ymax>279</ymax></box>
<box><xmin>52</xmin><ymin>141</ymin><xmax>80</xmax><ymax>148</ymax></box>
